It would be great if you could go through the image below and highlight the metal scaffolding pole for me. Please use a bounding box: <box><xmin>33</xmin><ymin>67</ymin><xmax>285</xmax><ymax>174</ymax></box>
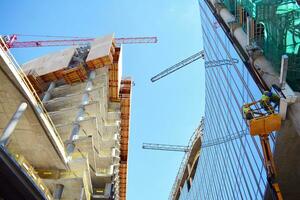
<box><xmin>66</xmin><ymin>70</ymin><xmax>96</xmax><ymax>155</ymax></box>
<box><xmin>42</xmin><ymin>82</ymin><xmax>55</xmax><ymax>103</ymax></box>
<box><xmin>0</xmin><ymin>102</ymin><xmax>28</xmax><ymax>146</ymax></box>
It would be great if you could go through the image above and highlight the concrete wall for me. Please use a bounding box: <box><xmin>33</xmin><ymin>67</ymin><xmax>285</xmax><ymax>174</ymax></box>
<box><xmin>0</xmin><ymin>63</ymin><xmax>66</xmax><ymax>170</ymax></box>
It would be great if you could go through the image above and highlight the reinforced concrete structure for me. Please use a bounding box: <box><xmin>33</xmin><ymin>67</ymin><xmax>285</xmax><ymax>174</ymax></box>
<box><xmin>0</xmin><ymin>33</ymin><xmax>132</xmax><ymax>200</ymax></box>
<box><xmin>171</xmin><ymin>1</ymin><xmax>300</xmax><ymax>200</ymax></box>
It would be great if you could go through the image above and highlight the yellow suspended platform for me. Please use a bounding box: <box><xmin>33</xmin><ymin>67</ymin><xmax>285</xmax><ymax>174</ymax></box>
<box><xmin>248</xmin><ymin>114</ymin><xmax>281</xmax><ymax>136</ymax></box>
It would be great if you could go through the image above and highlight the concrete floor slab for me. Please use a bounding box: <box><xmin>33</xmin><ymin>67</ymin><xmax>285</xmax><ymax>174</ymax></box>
<box><xmin>22</xmin><ymin>48</ymin><xmax>76</xmax><ymax>76</ymax></box>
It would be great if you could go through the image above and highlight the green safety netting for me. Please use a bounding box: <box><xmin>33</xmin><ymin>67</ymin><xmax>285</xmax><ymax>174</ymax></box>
<box><xmin>222</xmin><ymin>0</ymin><xmax>300</xmax><ymax>91</ymax></box>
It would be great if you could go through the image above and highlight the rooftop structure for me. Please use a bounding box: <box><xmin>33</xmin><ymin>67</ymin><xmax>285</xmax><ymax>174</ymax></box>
<box><xmin>0</xmin><ymin>33</ymin><xmax>132</xmax><ymax>200</ymax></box>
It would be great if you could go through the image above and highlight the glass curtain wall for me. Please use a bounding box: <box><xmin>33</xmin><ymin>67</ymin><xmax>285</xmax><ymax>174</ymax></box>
<box><xmin>176</xmin><ymin>1</ymin><xmax>277</xmax><ymax>199</ymax></box>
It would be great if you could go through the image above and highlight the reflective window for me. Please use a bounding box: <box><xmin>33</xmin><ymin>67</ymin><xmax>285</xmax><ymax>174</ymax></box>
<box><xmin>176</xmin><ymin>1</ymin><xmax>275</xmax><ymax>199</ymax></box>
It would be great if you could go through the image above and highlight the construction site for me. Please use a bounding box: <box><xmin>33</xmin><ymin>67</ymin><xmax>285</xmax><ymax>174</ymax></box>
<box><xmin>0</xmin><ymin>0</ymin><xmax>300</xmax><ymax>200</ymax></box>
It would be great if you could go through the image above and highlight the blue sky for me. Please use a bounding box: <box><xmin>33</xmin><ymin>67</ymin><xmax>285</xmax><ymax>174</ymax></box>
<box><xmin>1</xmin><ymin>0</ymin><xmax>205</xmax><ymax>199</ymax></box>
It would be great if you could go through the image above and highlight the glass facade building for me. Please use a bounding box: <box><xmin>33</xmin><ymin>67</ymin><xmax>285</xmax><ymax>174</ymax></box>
<box><xmin>175</xmin><ymin>1</ymin><xmax>278</xmax><ymax>199</ymax></box>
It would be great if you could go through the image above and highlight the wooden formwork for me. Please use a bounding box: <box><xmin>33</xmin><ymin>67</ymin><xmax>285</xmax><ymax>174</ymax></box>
<box><xmin>62</xmin><ymin>64</ymin><xmax>87</xmax><ymax>84</ymax></box>
<box><xmin>86</xmin><ymin>54</ymin><xmax>113</xmax><ymax>70</ymax></box>
<box><xmin>40</xmin><ymin>69</ymin><xmax>65</xmax><ymax>82</ymax></box>
<box><xmin>32</xmin><ymin>63</ymin><xmax>87</xmax><ymax>85</ymax></box>
<box><xmin>120</xmin><ymin>80</ymin><xmax>131</xmax><ymax>161</ymax></box>
<box><xmin>119</xmin><ymin>163</ymin><xmax>127</xmax><ymax>200</ymax></box>
<box><xmin>26</xmin><ymin>70</ymin><xmax>46</xmax><ymax>94</ymax></box>
<box><xmin>118</xmin><ymin>79</ymin><xmax>132</xmax><ymax>200</ymax></box>
<box><xmin>113</xmin><ymin>47</ymin><xmax>120</xmax><ymax>63</ymax></box>
<box><xmin>109</xmin><ymin>47</ymin><xmax>121</xmax><ymax>101</ymax></box>
<box><xmin>109</xmin><ymin>63</ymin><xmax>119</xmax><ymax>101</ymax></box>
<box><xmin>86</xmin><ymin>44</ymin><xmax>115</xmax><ymax>70</ymax></box>
<box><xmin>120</xmin><ymin>111</ymin><xmax>129</xmax><ymax>161</ymax></box>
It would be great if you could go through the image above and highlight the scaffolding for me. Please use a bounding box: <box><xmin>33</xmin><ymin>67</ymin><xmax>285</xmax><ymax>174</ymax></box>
<box><xmin>222</xmin><ymin>0</ymin><xmax>300</xmax><ymax>91</ymax></box>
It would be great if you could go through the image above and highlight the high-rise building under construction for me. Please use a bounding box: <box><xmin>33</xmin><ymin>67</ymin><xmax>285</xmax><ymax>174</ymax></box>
<box><xmin>170</xmin><ymin>0</ymin><xmax>300</xmax><ymax>200</ymax></box>
<box><xmin>0</xmin><ymin>34</ymin><xmax>131</xmax><ymax>200</ymax></box>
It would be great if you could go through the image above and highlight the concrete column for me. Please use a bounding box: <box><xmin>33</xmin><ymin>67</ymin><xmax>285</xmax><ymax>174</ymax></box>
<box><xmin>0</xmin><ymin>102</ymin><xmax>27</xmax><ymax>146</ymax></box>
<box><xmin>246</xmin><ymin>16</ymin><xmax>251</xmax><ymax>46</ymax></box>
<box><xmin>279</xmin><ymin>55</ymin><xmax>288</xmax><ymax>89</ymax></box>
<box><xmin>53</xmin><ymin>184</ymin><xmax>64</xmax><ymax>200</ymax></box>
<box><xmin>66</xmin><ymin>71</ymin><xmax>96</xmax><ymax>155</ymax></box>
<box><xmin>42</xmin><ymin>82</ymin><xmax>55</xmax><ymax>103</ymax></box>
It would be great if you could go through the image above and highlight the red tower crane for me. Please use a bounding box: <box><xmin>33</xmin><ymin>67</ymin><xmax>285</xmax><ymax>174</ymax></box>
<box><xmin>1</xmin><ymin>34</ymin><xmax>158</xmax><ymax>49</ymax></box>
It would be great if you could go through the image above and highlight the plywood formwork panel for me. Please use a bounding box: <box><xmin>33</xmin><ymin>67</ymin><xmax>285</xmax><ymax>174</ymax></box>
<box><xmin>26</xmin><ymin>70</ymin><xmax>46</xmax><ymax>94</ymax></box>
<box><xmin>87</xmin><ymin>56</ymin><xmax>113</xmax><ymax>70</ymax></box>
<box><xmin>114</xmin><ymin>47</ymin><xmax>122</xmax><ymax>92</ymax></box>
<box><xmin>118</xmin><ymin>79</ymin><xmax>132</xmax><ymax>200</ymax></box>
<box><xmin>109</xmin><ymin>64</ymin><xmax>119</xmax><ymax>101</ymax></box>
<box><xmin>119</xmin><ymin>163</ymin><xmax>127</xmax><ymax>200</ymax></box>
<box><xmin>62</xmin><ymin>64</ymin><xmax>87</xmax><ymax>84</ymax></box>
<box><xmin>40</xmin><ymin>69</ymin><xmax>65</xmax><ymax>82</ymax></box>
<box><xmin>109</xmin><ymin>47</ymin><xmax>122</xmax><ymax>102</ymax></box>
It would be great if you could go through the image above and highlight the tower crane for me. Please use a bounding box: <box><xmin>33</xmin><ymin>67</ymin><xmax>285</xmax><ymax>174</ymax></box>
<box><xmin>142</xmin><ymin>144</ymin><xmax>189</xmax><ymax>152</ymax></box>
<box><xmin>151</xmin><ymin>51</ymin><xmax>204</xmax><ymax>82</ymax></box>
<box><xmin>142</xmin><ymin>130</ymin><xmax>247</xmax><ymax>152</ymax></box>
<box><xmin>150</xmin><ymin>50</ymin><xmax>238</xmax><ymax>82</ymax></box>
<box><xmin>149</xmin><ymin>21</ymin><xmax>222</xmax><ymax>82</ymax></box>
<box><xmin>1</xmin><ymin>34</ymin><xmax>158</xmax><ymax>49</ymax></box>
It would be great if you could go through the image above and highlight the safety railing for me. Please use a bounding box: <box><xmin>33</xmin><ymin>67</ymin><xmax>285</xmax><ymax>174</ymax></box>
<box><xmin>0</xmin><ymin>36</ymin><xmax>67</xmax><ymax>160</ymax></box>
<box><xmin>12</xmin><ymin>152</ymin><xmax>53</xmax><ymax>200</ymax></box>
<box><xmin>168</xmin><ymin>118</ymin><xmax>204</xmax><ymax>200</ymax></box>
